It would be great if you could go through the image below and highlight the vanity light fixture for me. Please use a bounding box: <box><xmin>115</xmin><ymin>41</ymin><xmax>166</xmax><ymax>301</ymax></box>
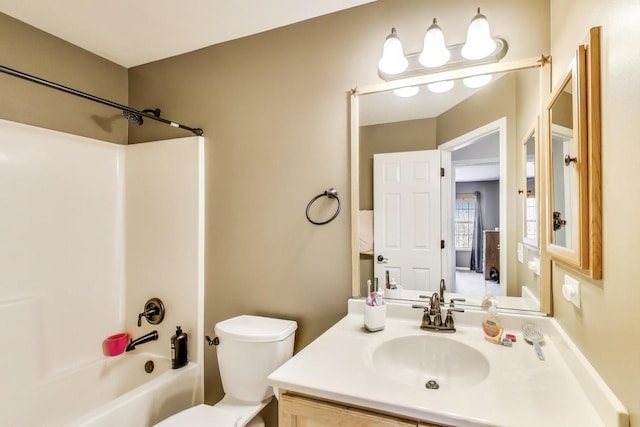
<box><xmin>463</xmin><ymin>74</ymin><xmax>493</xmax><ymax>88</ymax></box>
<box><xmin>419</xmin><ymin>19</ymin><xmax>450</xmax><ymax>68</ymax></box>
<box><xmin>461</xmin><ymin>9</ymin><xmax>497</xmax><ymax>60</ymax></box>
<box><xmin>427</xmin><ymin>80</ymin><xmax>455</xmax><ymax>93</ymax></box>
<box><xmin>377</xmin><ymin>9</ymin><xmax>506</xmax><ymax>82</ymax></box>
<box><xmin>378</xmin><ymin>28</ymin><xmax>408</xmax><ymax>75</ymax></box>
<box><xmin>393</xmin><ymin>86</ymin><xmax>420</xmax><ymax>97</ymax></box>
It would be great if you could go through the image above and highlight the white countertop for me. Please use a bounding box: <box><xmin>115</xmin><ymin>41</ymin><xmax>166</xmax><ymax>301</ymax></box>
<box><xmin>268</xmin><ymin>299</ymin><xmax>628</xmax><ymax>427</ymax></box>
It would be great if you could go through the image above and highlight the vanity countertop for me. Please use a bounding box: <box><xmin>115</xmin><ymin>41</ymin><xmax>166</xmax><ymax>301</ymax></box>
<box><xmin>268</xmin><ymin>299</ymin><xmax>628</xmax><ymax>427</ymax></box>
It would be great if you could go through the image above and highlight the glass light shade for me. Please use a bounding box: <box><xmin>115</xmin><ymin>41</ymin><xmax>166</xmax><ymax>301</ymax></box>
<box><xmin>463</xmin><ymin>74</ymin><xmax>493</xmax><ymax>88</ymax></box>
<box><xmin>461</xmin><ymin>9</ymin><xmax>497</xmax><ymax>60</ymax></box>
<box><xmin>427</xmin><ymin>80</ymin><xmax>455</xmax><ymax>93</ymax></box>
<box><xmin>394</xmin><ymin>86</ymin><xmax>419</xmax><ymax>97</ymax></box>
<box><xmin>419</xmin><ymin>19</ymin><xmax>450</xmax><ymax>68</ymax></box>
<box><xmin>378</xmin><ymin>28</ymin><xmax>408</xmax><ymax>74</ymax></box>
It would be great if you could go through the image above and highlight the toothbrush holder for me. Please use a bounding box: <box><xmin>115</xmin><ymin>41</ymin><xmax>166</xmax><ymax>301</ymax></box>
<box><xmin>364</xmin><ymin>303</ymin><xmax>386</xmax><ymax>332</ymax></box>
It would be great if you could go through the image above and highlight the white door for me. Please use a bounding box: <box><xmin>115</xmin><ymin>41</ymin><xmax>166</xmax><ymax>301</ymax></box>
<box><xmin>373</xmin><ymin>150</ymin><xmax>442</xmax><ymax>292</ymax></box>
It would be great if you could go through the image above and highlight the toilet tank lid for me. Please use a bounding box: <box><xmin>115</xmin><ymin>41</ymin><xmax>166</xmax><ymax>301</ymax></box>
<box><xmin>215</xmin><ymin>315</ymin><xmax>297</xmax><ymax>342</ymax></box>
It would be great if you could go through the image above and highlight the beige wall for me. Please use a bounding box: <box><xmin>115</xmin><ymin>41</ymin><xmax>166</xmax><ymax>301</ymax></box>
<box><xmin>0</xmin><ymin>13</ymin><xmax>128</xmax><ymax>144</ymax></box>
<box><xmin>358</xmin><ymin>117</ymin><xmax>437</xmax><ymax>293</ymax></box>
<box><xmin>359</xmin><ymin>118</ymin><xmax>437</xmax><ymax>210</ymax></box>
<box><xmin>549</xmin><ymin>0</ymin><xmax>640</xmax><ymax>424</ymax></box>
<box><xmin>127</xmin><ymin>0</ymin><xmax>550</xmax><ymax>414</ymax></box>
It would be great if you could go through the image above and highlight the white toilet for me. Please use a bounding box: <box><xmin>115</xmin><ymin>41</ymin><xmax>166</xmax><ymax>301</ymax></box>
<box><xmin>155</xmin><ymin>315</ymin><xmax>297</xmax><ymax>427</ymax></box>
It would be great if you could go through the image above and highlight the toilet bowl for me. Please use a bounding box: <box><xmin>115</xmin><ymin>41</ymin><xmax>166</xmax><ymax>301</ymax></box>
<box><xmin>154</xmin><ymin>315</ymin><xmax>297</xmax><ymax>427</ymax></box>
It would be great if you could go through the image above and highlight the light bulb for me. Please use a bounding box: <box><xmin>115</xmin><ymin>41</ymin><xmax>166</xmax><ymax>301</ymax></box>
<box><xmin>419</xmin><ymin>18</ymin><xmax>450</xmax><ymax>68</ymax></box>
<box><xmin>394</xmin><ymin>86</ymin><xmax>419</xmax><ymax>97</ymax></box>
<box><xmin>378</xmin><ymin>28</ymin><xmax>408</xmax><ymax>75</ymax></box>
<box><xmin>427</xmin><ymin>80</ymin><xmax>455</xmax><ymax>93</ymax></box>
<box><xmin>461</xmin><ymin>8</ymin><xmax>497</xmax><ymax>60</ymax></box>
<box><xmin>463</xmin><ymin>74</ymin><xmax>493</xmax><ymax>88</ymax></box>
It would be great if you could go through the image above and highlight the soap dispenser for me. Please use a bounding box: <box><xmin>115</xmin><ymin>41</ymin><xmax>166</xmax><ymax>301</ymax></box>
<box><xmin>171</xmin><ymin>326</ymin><xmax>188</xmax><ymax>369</ymax></box>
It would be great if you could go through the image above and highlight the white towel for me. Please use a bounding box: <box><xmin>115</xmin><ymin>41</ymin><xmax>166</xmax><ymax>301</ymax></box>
<box><xmin>359</xmin><ymin>210</ymin><xmax>374</xmax><ymax>255</ymax></box>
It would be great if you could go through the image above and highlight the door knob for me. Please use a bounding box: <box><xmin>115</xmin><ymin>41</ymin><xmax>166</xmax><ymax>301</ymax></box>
<box><xmin>377</xmin><ymin>255</ymin><xmax>388</xmax><ymax>263</ymax></box>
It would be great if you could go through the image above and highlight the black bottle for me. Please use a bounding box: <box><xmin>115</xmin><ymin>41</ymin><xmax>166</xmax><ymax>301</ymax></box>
<box><xmin>171</xmin><ymin>326</ymin><xmax>188</xmax><ymax>369</ymax></box>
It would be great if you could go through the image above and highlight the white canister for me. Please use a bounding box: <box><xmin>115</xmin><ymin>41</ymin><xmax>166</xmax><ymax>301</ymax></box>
<box><xmin>364</xmin><ymin>303</ymin><xmax>386</xmax><ymax>332</ymax></box>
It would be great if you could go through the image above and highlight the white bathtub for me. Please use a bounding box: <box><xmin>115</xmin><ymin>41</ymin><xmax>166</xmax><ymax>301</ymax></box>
<box><xmin>32</xmin><ymin>353</ymin><xmax>201</xmax><ymax>427</ymax></box>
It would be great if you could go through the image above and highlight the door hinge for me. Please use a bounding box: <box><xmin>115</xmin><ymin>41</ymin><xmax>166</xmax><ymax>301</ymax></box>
<box><xmin>441</xmin><ymin>167</ymin><xmax>445</xmax><ymax>177</ymax></box>
<box><xmin>441</xmin><ymin>240</ymin><xmax>445</xmax><ymax>249</ymax></box>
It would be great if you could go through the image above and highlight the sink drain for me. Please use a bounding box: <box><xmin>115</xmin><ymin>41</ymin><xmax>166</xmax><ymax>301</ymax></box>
<box><xmin>144</xmin><ymin>360</ymin><xmax>155</xmax><ymax>374</ymax></box>
<box><xmin>425</xmin><ymin>380</ymin><xmax>439</xmax><ymax>390</ymax></box>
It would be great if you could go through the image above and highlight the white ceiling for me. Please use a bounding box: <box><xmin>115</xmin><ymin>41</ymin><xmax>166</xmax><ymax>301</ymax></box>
<box><xmin>0</xmin><ymin>0</ymin><xmax>376</xmax><ymax>68</ymax></box>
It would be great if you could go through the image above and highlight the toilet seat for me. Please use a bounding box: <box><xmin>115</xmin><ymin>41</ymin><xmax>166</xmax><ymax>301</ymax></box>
<box><xmin>154</xmin><ymin>404</ymin><xmax>241</xmax><ymax>427</ymax></box>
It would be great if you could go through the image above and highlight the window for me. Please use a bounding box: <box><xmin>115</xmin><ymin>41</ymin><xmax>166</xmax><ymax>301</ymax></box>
<box><xmin>455</xmin><ymin>194</ymin><xmax>476</xmax><ymax>250</ymax></box>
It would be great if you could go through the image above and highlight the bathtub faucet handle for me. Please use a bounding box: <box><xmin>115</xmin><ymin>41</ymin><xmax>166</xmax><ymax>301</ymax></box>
<box><xmin>137</xmin><ymin>298</ymin><xmax>165</xmax><ymax>327</ymax></box>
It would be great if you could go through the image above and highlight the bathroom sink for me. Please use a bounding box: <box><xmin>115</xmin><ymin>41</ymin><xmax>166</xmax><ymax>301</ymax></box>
<box><xmin>371</xmin><ymin>335</ymin><xmax>490</xmax><ymax>391</ymax></box>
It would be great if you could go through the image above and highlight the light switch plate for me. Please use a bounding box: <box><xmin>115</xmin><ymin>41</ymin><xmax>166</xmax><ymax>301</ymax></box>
<box><xmin>562</xmin><ymin>274</ymin><xmax>581</xmax><ymax>308</ymax></box>
<box><xmin>517</xmin><ymin>243</ymin><xmax>524</xmax><ymax>263</ymax></box>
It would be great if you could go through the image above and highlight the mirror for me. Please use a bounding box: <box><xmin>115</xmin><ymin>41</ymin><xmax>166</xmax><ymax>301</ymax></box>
<box><xmin>544</xmin><ymin>27</ymin><xmax>601</xmax><ymax>279</ymax></box>
<box><xmin>546</xmin><ymin>57</ymin><xmax>586</xmax><ymax>261</ymax></box>
<box><xmin>350</xmin><ymin>58</ymin><xmax>550</xmax><ymax>313</ymax></box>
<box><xmin>522</xmin><ymin>120</ymin><xmax>538</xmax><ymax>248</ymax></box>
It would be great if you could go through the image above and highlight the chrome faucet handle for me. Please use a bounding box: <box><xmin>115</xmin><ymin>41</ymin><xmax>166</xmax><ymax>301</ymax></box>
<box><xmin>444</xmin><ymin>308</ymin><xmax>465</xmax><ymax>329</ymax></box>
<box><xmin>412</xmin><ymin>304</ymin><xmax>432</xmax><ymax>328</ymax></box>
<box><xmin>448</xmin><ymin>298</ymin><xmax>466</xmax><ymax>307</ymax></box>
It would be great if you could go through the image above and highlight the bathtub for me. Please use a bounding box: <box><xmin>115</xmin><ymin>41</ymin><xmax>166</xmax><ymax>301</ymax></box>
<box><xmin>33</xmin><ymin>353</ymin><xmax>201</xmax><ymax>427</ymax></box>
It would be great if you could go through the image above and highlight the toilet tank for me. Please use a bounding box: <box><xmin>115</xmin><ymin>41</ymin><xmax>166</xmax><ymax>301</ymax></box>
<box><xmin>215</xmin><ymin>315</ymin><xmax>297</xmax><ymax>403</ymax></box>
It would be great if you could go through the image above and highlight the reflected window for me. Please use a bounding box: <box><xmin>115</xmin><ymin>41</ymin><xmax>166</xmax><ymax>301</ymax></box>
<box><xmin>526</xmin><ymin>196</ymin><xmax>537</xmax><ymax>241</ymax></box>
<box><xmin>455</xmin><ymin>194</ymin><xmax>476</xmax><ymax>249</ymax></box>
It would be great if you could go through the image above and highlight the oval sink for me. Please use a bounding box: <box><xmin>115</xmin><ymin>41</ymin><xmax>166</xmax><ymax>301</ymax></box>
<box><xmin>372</xmin><ymin>335</ymin><xmax>490</xmax><ymax>391</ymax></box>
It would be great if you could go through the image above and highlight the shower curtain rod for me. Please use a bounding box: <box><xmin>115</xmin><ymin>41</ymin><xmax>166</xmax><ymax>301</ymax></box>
<box><xmin>0</xmin><ymin>64</ymin><xmax>203</xmax><ymax>136</ymax></box>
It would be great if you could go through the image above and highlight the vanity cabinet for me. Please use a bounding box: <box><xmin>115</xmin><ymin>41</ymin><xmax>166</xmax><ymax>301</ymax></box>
<box><xmin>279</xmin><ymin>391</ymin><xmax>444</xmax><ymax>427</ymax></box>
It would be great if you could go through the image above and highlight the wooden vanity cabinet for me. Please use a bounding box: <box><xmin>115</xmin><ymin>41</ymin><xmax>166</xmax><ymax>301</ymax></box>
<box><xmin>279</xmin><ymin>391</ymin><xmax>445</xmax><ymax>427</ymax></box>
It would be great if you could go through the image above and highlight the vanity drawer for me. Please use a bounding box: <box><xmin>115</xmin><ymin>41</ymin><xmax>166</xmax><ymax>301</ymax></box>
<box><xmin>279</xmin><ymin>391</ymin><xmax>444</xmax><ymax>427</ymax></box>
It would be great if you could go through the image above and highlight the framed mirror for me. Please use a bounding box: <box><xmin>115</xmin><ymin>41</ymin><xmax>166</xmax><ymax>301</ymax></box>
<box><xmin>350</xmin><ymin>58</ymin><xmax>551</xmax><ymax>313</ymax></box>
<box><xmin>522</xmin><ymin>119</ymin><xmax>539</xmax><ymax>248</ymax></box>
<box><xmin>544</xmin><ymin>27</ymin><xmax>601</xmax><ymax>279</ymax></box>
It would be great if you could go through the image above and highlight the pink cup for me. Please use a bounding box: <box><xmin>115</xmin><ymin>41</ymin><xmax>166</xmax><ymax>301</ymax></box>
<box><xmin>102</xmin><ymin>333</ymin><xmax>130</xmax><ymax>356</ymax></box>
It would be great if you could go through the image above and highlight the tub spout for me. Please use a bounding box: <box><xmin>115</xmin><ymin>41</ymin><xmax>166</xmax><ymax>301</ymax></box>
<box><xmin>125</xmin><ymin>331</ymin><xmax>159</xmax><ymax>352</ymax></box>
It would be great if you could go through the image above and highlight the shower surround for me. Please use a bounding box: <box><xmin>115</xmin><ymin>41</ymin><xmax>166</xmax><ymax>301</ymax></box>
<box><xmin>0</xmin><ymin>119</ymin><xmax>205</xmax><ymax>425</ymax></box>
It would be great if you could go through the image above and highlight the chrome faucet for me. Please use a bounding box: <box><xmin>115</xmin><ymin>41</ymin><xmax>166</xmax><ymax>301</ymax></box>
<box><xmin>412</xmin><ymin>291</ymin><xmax>464</xmax><ymax>333</ymax></box>
<box><xmin>125</xmin><ymin>330</ymin><xmax>159</xmax><ymax>352</ymax></box>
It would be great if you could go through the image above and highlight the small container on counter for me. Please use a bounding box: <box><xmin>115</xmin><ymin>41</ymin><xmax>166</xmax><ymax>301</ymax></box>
<box><xmin>364</xmin><ymin>279</ymin><xmax>386</xmax><ymax>332</ymax></box>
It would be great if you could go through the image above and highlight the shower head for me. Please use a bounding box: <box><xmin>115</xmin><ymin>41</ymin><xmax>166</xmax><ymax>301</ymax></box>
<box><xmin>122</xmin><ymin>110</ymin><xmax>143</xmax><ymax>126</ymax></box>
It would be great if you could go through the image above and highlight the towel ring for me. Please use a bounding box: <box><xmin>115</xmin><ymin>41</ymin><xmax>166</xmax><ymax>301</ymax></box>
<box><xmin>306</xmin><ymin>188</ymin><xmax>341</xmax><ymax>225</ymax></box>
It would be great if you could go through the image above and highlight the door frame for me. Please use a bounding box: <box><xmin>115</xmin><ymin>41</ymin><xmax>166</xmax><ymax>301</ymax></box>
<box><xmin>439</xmin><ymin>117</ymin><xmax>507</xmax><ymax>295</ymax></box>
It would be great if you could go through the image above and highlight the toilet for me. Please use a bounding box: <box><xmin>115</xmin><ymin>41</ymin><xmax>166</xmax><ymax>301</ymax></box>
<box><xmin>155</xmin><ymin>315</ymin><xmax>297</xmax><ymax>427</ymax></box>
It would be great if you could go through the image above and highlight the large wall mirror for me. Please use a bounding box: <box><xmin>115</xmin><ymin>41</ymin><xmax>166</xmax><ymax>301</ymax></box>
<box><xmin>545</xmin><ymin>27</ymin><xmax>601</xmax><ymax>279</ymax></box>
<box><xmin>350</xmin><ymin>58</ymin><xmax>551</xmax><ymax>314</ymax></box>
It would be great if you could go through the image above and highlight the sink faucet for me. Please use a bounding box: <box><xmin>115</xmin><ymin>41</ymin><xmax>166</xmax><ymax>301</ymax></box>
<box><xmin>411</xmin><ymin>292</ymin><xmax>464</xmax><ymax>333</ymax></box>
<box><xmin>439</xmin><ymin>278</ymin><xmax>446</xmax><ymax>303</ymax></box>
<box><xmin>125</xmin><ymin>330</ymin><xmax>159</xmax><ymax>352</ymax></box>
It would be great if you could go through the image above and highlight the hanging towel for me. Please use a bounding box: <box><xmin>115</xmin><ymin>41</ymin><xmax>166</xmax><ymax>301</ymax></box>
<box><xmin>359</xmin><ymin>210</ymin><xmax>374</xmax><ymax>255</ymax></box>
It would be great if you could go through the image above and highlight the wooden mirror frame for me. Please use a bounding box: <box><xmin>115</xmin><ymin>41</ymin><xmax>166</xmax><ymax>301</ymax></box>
<box><xmin>544</xmin><ymin>27</ymin><xmax>601</xmax><ymax>279</ymax></box>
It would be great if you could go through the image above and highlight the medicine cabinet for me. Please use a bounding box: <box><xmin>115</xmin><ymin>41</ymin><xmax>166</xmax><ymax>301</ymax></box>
<box><xmin>545</xmin><ymin>27</ymin><xmax>601</xmax><ymax>279</ymax></box>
